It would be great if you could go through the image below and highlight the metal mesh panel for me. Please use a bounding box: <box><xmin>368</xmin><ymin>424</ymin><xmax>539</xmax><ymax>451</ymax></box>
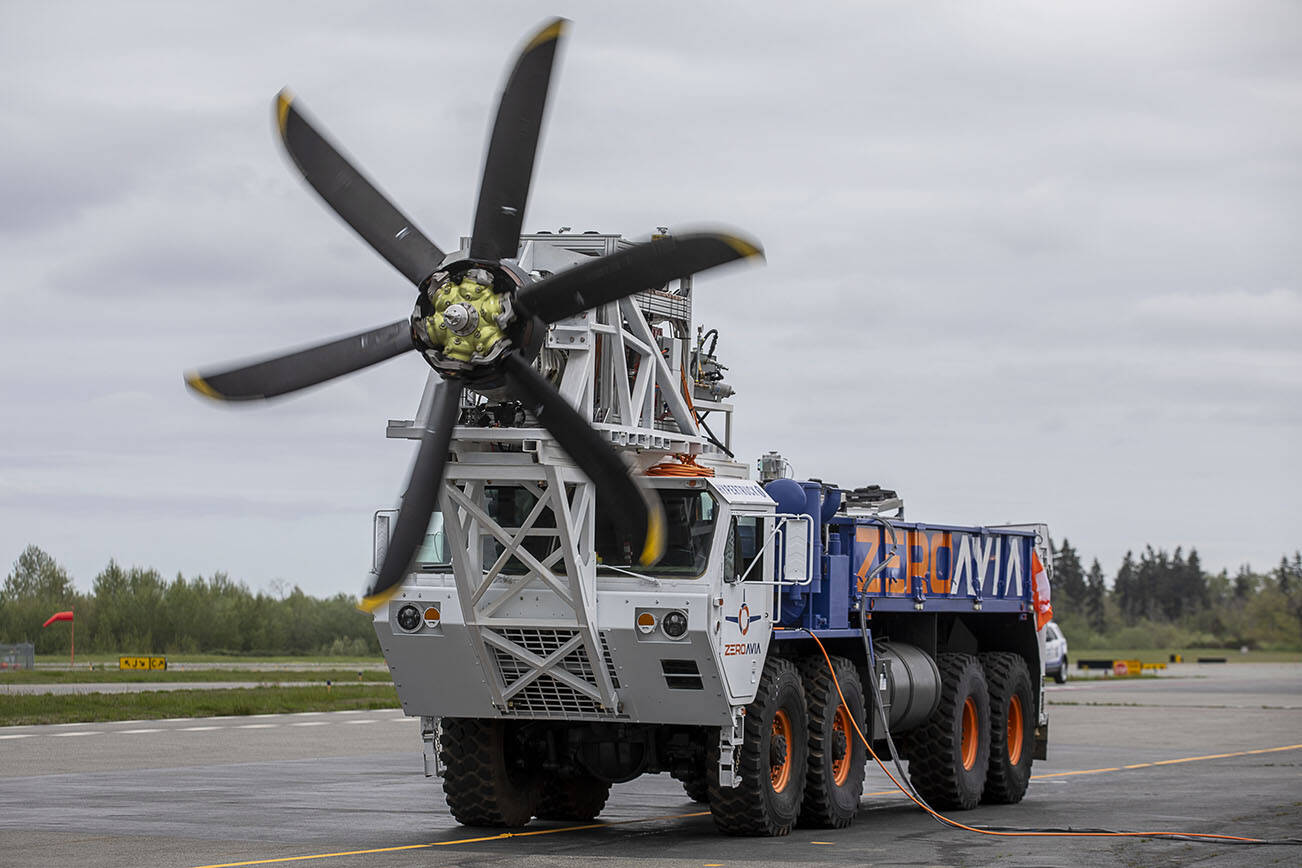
<box><xmin>488</xmin><ymin>628</ymin><xmax>622</xmax><ymax>717</ymax></box>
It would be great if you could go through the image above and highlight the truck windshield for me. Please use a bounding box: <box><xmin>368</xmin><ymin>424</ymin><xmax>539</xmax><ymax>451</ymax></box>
<box><xmin>597</xmin><ymin>489</ymin><xmax>718</xmax><ymax>578</ymax></box>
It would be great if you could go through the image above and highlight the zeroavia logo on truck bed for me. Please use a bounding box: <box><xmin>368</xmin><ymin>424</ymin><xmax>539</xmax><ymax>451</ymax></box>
<box><xmin>723</xmin><ymin>641</ymin><xmax>763</xmax><ymax>656</ymax></box>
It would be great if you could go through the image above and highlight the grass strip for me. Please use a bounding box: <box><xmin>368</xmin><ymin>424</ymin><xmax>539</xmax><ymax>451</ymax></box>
<box><xmin>2</xmin><ymin>669</ymin><xmax>393</xmax><ymax>685</ymax></box>
<box><xmin>1</xmin><ymin>684</ymin><xmax>400</xmax><ymax>726</ymax></box>
<box><xmin>34</xmin><ymin>655</ymin><xmax>386</xmax><ymax>665</ymax></box>
<box><xmin>1080</xmin><ymin>649</ymin><xmax>1302</xmax><ymax>664</ymax></box>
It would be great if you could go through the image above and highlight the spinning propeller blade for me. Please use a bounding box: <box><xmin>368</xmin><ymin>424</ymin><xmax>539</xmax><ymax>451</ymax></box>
<box><xmin>186</xmin><ymin>20</ymin><xmax>764</xmax><ymax>609</ymax></box>
<box><xmin>516</xmin><ymin>232</ymin><xmax>763</xmax><ymax>324</ymax></box>
<box><xmin>185</xmin><ymin>320</ymin><xmax>416</xmax><ymax>402</ymax></box>
<box><xmin>502</xmin><ymin>352</ymin><xmax>665</xmax><ymax>566</ymax></box>
<box><xmin>361</xmin><ymin>378</ymin><xmax>465</xmax><ymax>611</ymax></box>
<box><xmin>468</xmin><ymin>18</ymin><xmax>567</xmax><ymax>264</ymax></box>
<box><xmin>277</xmin><ymin>90</ymin><xmax>445</xmax><ymax>286</ymax></box>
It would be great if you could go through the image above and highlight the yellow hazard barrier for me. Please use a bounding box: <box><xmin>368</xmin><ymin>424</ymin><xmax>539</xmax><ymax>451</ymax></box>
<box><xmin>119</xmin><ymin>655</ymin><xmax>167</xmax><ymax>671</ymax></box>
<box><xmin>1112</xmin><ymin>659</ymin><xmax>1144</xmax><ymax>676</ymax></box>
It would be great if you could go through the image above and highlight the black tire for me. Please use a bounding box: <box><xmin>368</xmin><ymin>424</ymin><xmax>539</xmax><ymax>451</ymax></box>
<box><xmin>709</xmin><ymin>657</ymin><xmax>809</xmax><ymax>836</ymax></box>
<box><xmin>440</xmin><ymin>717</ymin><xmax>538</xmax><ymax>827</ymax></box>
<box><xmin>536</xmin><ymin>773</ymin><xmax>611</xmax><ymax>820</ymax></box>
<box><xmin>797</xmin><ymin>655</ymin><xmax>866</xmax><ymax>829</ymax></box>
<box><xmin>980</xmin><ymin>652</ymin><xmax>1036</xmax><ymax>804</ymax></box>
<box><xmin>671</xmin><ymin>766</ymin><xmax>710</xmax><ymax>804</ymax></box>
<box><xmin>906</xmin><ymin>653</ymin><xmax>990</xmax><ymax>810</ymax></box>
<box><xmin>1053</xmin><ymin>657</ymin><xmax>1068</xmax><ymax>684</ymax></box>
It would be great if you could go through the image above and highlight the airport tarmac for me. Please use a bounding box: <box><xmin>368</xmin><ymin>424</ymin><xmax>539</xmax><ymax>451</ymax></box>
<box><xmin>0</xmin><ymin>663</ymin><xmax>1298</xmax><ymax>867</ymax></box>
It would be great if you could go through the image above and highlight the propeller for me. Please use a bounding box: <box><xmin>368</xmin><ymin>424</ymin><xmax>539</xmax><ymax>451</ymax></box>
<box><xmin>184</xmin><ymin>18</ymin><xmax>763</xmax><ymax>612</ymax></box>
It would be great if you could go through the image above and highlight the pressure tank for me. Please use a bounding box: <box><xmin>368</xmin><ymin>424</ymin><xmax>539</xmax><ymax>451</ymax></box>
<box><xmin>873</xmin><ymin>641</ymin><xmax>942</xmax><ymax>733</ymax></box>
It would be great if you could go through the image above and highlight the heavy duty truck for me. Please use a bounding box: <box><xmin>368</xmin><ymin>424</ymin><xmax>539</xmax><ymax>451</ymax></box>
<box><xmin>179</xmin><ymin>17</ymin><xmax>1054</xmax><ymax>839</ymax></box>
<box><xmin>371</xmin><ymin>231</ymin><xmax>1055</xmax><ymax>837</ymax></box>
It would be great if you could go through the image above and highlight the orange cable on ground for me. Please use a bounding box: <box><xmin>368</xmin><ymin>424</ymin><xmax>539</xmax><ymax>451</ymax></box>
<box><xmin>800</xmin><ymin>629</ymin><xmax>1281</xmax><ymax>844</ymax></box>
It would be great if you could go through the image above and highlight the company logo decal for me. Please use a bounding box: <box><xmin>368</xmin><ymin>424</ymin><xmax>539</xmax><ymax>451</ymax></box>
<box><xmin>726</xmin><ymin>602</ymin><xmax>763</xmax><ymax>635</ymax></box>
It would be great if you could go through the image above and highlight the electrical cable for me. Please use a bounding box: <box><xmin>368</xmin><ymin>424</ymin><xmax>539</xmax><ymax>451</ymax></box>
<box><xmin>694</xmin><ymin>413</ymin><xmax>734</xmax><ymax>458</ymax></box>
<box><xmin>646</xmin><ymin>454</ymin><xmax>714</xmax><ymax>477</ymax></box>
<box><xmin>797</xmin><ymin>629</ymin><xmax>1302</xmax><ymax>846</ymax></box>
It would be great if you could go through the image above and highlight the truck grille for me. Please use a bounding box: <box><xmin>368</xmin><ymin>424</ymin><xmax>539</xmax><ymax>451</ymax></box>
<box><xmin>488</xmin><ymin>628</ymin><xmax>621</xmax><ymax>717</ymax></box>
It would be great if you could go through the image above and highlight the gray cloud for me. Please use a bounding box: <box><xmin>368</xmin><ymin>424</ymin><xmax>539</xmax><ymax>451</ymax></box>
<box><xmin>1</xmin><ymin>1</ymin><xmax>1297</xmax><ymax>594</ymax></box>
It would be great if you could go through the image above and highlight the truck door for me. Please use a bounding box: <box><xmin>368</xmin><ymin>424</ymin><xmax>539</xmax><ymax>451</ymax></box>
<box><xmin>714</xmin><ymin>512</ymin><xmax>773</xmax><ymax>702</ymax></box>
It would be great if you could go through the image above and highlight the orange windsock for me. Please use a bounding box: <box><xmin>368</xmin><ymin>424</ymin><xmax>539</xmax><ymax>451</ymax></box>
<box><xmin>42</xmin><ymin>610</ymin><xmax>74</xmax><ymax>628</ymax></box>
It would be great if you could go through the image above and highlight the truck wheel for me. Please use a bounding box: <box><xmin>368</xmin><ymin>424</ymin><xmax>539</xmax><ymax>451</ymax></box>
<box><xmin>797</xmin><ymin>655</ymin><xmax>866</xmax><ymax>828</ymax></box>
<box><xmin>980</xmin><ymin>652</ymin><xmax>1035</xmax><ymax>804</ymax></box>
<box><xmin>536</xmin><ymin>773</ymin><xmax>611</xmax><ymax>820</ymax></box>
<box><xmin>440</xmin><ymin>718</ymin><xmax>538</xmax><ymax>827</ymax></box>
<box><xmin>906</xmin><ymin>653</ymin><xmax>990</xmax><ymax>810</ymax></box>
<box><xmin>1054</xmin><ymin>657</ymin><xmax>1068</xmax><ymax>684</ymax></box>
<box><xmin>671</xmin><ymin>767</ymin><xmax>710</xmax><ymax>804</ymax></box>
<box><xmin>709</xmin><ymin>656</ymin><xmax>809</xmax><ymax>836</ymax></box>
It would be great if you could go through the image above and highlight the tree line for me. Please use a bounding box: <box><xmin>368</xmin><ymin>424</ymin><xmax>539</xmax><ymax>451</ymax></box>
<box><xmin>5</xmin><ymin>541</ymin><xmax>1300</xmax><ymax>657</ymax></box>
<box><xmin>1</xmin><ymin>546</ymin><xmax>380</xmax><ymax>656</ymax></box>
<box><xmin>1051</xmin><ymin>540</ymin><xmax>1302</xmax><ymax>651</ymax></box>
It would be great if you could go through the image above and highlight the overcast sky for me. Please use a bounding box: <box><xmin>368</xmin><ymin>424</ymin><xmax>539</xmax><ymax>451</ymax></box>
<box><xmin>2</xmin><ymin>1</ymin><xmax>1297</xmax><ymax>598</ymax></box>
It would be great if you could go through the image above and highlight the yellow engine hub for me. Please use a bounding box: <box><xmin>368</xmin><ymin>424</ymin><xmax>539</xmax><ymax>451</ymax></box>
<box><xmin>423</xmin><ymin>275</ymin><xmax>508</xmax><ymax>363</ymax></box>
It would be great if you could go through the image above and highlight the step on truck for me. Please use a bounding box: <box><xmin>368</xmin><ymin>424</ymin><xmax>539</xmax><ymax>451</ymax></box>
<box><xmin>371</xmin><ymin>231</ymin><xmax>1055</xmax><ymax>836</ymax></box>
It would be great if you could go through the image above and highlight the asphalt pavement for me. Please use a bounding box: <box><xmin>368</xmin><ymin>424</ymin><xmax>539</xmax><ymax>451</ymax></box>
<box><xmin>0</xmin><ymin>662</ymin><xmax>1298</xmax><ymax>868</ymax></box>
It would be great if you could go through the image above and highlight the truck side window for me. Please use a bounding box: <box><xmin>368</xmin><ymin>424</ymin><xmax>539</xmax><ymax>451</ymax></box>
<box><xmin>415</xmin><ymin>512</ymin><xmax>450</xmax><ymax>566</ymax></box>
<box><xmin>724</xmin><ymin>514</ymin><xmax>764</xmax><ymax>581</ymax></box>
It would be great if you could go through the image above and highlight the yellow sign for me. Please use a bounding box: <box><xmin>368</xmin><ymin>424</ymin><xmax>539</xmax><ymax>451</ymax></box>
<box><xmin>119</xmin><ymin>655</ymin><xmax>167</xmax><ymax>671</ymax></box>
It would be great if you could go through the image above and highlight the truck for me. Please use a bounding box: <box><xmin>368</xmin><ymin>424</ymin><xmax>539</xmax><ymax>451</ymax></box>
<box><xmin>371</xmin><ymin>230</ymin><xmax>1055</xmax><ymax>837</ymax></box>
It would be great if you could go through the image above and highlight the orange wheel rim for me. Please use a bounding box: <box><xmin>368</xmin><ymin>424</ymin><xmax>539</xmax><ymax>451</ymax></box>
<box><xmin>960</xmin><ymin>696</ymin><xmax>979</xmax><ymax>770</ymax></box>
<box><xmin>831</xmin><ymin>704</ymin><xmax>853</xmax><ymax>786</ymax></box>
<box><xmin>1006</xmin><ymin>694</ymin><xmax>1024</xmax><ymax>765</ymax></box>
<box><xmin>770</xmin><ymin>709</ymin><xmax>793</xmax><ymax>792</ymax></box>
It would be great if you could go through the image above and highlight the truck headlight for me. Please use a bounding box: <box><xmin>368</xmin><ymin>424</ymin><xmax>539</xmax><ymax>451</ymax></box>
<box><xmin>396</xmin><ymin>604</ymin><xmax>422</xmax><ymax>632</ymax></box>
<box><xmin>662</xmin><ymin>610</ymin><xmax>688</xmax><ymax>639</ymax></box>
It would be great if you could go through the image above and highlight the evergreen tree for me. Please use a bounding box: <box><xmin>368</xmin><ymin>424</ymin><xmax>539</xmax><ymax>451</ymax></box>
<box><xmin>2</xmin><ymin>545</ymin><xmax>75</xmax><ymax>602</ymax></box>
<box><xmin>1053</xmin><ymin>539</ymin><xmax>1086</xmax><ymax>610</ymax></box>
<box><xmin>1184</xmin><ymin>548</ymin><xmax>1207</xmax><ymax>613</ymax></box>
<box><xmin>1085</xmin><ymin>558</ymin><xmax>1106</xmax><ymax>632</ymax></box>
<box><xmin>1234</xmin><ymin>564</ymin><xmax>1257</xmax><ymax>600</ymax></box>
<box><xmin>1114</xmin><ymin>550</ymin><xmax>1137</xmax><ymax>623</ymax></box>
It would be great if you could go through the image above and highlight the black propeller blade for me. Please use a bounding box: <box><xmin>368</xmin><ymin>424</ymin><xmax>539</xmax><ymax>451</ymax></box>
<box><xmin>186</xmin><ymin>20</ymin><xmax>766</xmax><ymax>611</ymax></box>
<box><xmin>501</xmin><ymin>352</ymin><xmax>665</xmax><ymax>566</ymax></box>
<box><xmin>468</xmin><ymin>18</ymin><xmax>567</xmax><ymax>263</ymax></box>
<box><xmin>185</xmin><ymin>319</ymin><xmax>417</xmax><ymax>402</ymax></box>
<box><xmin>361</xmin><ymin>378</ymin><xmax>465</xmax><ymax>611</ymax></box>
<box><xmin>516</xmin><ymin>232</ymin><xmax>763</xmax><ymax>324</ymax></box>
<box><xmin>277</xmin><ymin>90</ymin><xmax>445</xmax><ymax>286</ymax></box>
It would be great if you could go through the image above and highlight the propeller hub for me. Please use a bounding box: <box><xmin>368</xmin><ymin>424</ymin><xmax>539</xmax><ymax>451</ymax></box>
<box><xmin>442</xmin><ymin>302</ymin><xmax>479</xmax><ymax>336</ymax></box>
<box><xmin>421</xmin><ymin>274</ymin><xmax>513</xmax><ymax>364</ymax></box>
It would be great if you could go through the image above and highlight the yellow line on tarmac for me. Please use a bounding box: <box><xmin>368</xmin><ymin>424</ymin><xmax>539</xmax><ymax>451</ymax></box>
<box><xmin>191</xmin><ymin>811</ymin><xmax>710</xmax><ymax>868</ymax></box>
<box><xmin>194</xmin><ymin>744</ymin><xmax>1302</xmax><ymax>868</ymax></box>
<box><xmin>860</xmin><ymin>743</ymin><xmax>1302</xmax><ymax>797</ymax></box>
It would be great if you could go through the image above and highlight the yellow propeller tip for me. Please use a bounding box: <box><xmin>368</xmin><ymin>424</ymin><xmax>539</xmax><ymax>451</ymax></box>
<box><xmin>638</xmin><ymin>508</ymin><xmax>667</xmax><ymax>567</ymax></box>
<box><xmin>184</xmin><ymin>371</ymin><xmax>224</xmax><ymax>401</ymax></box>
<box><xmin>527</xmin><ymin>18</ymin><xmax>568</xmax><ymax>51</ymax></box>
<box><xmin>358</xmin><ymin>583</ymin><xmax>400</xmax><ymax>614</ymax></box>
<box><xmin>275</xmin><ymin>89</ymin><xmax>293</xmax><ymax>136</ymax></box>
<box><xmin>721</xmin><ymin>234</ymin><xmax>764</xmax><ymax>260</ymax></box>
